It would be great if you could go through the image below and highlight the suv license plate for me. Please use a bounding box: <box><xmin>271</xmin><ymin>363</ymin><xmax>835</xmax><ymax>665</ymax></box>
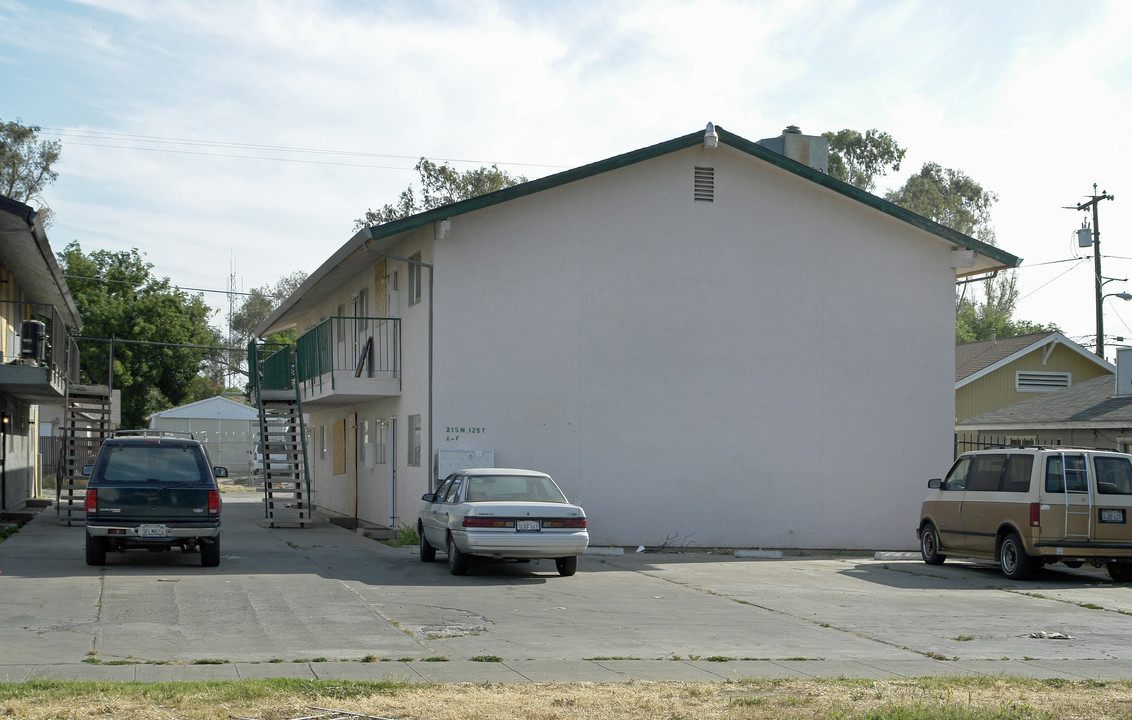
<box><xmin>139</xmin><ymin>524</ymin><xmax>168</xmax><ymax>538</ymax></box>
<box><xmin>516</xmin><ymin>520</ymin><xmax>541</xmax><ymax>533</ymax></box>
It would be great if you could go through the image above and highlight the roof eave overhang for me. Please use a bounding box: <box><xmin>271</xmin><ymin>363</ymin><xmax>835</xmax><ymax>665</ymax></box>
<box><xmin>0</xmin><ymin>195</ymin><xmax>83</xmax><ymax>331</ymax></box>
<box><xmin>958</xmin><ymin>421</ymin><xmax>1132</xmax><ymax>431</ymax></box>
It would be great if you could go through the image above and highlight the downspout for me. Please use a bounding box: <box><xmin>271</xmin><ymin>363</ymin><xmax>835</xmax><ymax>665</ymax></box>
<box><xmin>362</xmin><ymin>232</ymin><xmax>436</xmax><ymax>503</ymax></box>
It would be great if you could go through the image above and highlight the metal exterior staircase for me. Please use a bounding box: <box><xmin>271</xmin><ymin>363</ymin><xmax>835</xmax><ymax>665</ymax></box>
<box><xmin>249</xmin><ymin>342</ymin><xmax>312</xmax><ymax>527</ymax></box>
<box><xmin>56</xmin><ymin>384</ymin><xmax>112</xmax><ymax>526</ymax></box>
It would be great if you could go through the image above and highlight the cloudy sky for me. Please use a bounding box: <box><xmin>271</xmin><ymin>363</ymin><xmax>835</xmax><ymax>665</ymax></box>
<box><xmin>2</xmin><ymin>0</ymin><xmax>1130</xmax><ymax>356</ymax></box>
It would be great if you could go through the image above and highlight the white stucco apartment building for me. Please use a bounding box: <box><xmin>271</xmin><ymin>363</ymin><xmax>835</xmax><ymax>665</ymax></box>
<box><xmin>256</xmin><ymin>124</ymin><xmax>1020</xmax><ymax>550</ymax></box>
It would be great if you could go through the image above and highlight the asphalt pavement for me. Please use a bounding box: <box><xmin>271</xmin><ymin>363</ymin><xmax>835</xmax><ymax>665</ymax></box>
<box><xmin>4</xmin><ymin>487</ymin><xmax>1132</xmax><ymax>683</ymax></box>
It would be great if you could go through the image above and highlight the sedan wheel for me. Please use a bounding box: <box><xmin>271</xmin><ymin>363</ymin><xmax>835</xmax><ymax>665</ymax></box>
<box><xmin>419</xmin><ymin>526</ymin><xmax>436</xmax><ymax>562</ymax></box>
<box><xmin>447</xmin><ymin>534</ymin><xmax>469</xmax><ymax>576</ymax></box>
<box><xmin>555</xmin><ymin>556</ymin><xmax>578</xmax><ymax>577</ymax></box>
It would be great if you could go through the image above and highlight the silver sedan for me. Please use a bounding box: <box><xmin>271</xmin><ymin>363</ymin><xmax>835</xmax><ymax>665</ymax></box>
<box><xmin>417</xmin><ymin>468</ymin><xmax>589</xmax><ymax>576</ymax></box>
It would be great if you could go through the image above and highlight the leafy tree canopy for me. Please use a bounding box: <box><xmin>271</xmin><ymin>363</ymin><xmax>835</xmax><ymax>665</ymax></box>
<box><xmin>0</xmin><ymin>118</ymin><xmax>61</xmax><ymax>204</ymax></box>
<box><xmin>355</xmin><ymin>158</ymin><xmax>526</xmax><ymax>229</ymax></box>
<box><xmin>885</xmin><ymin>161</ymin><xmax>998</xmax><ymax>243</ymax></box>
<box><xmin>822</xmin><ymin>128</ymin><xmax>906</xmax><ymax>192</ymax></box>
<box><xmin>59</xmin><ymin>241</ymin><xmax>222</xmax><ymax>428</ymax></box>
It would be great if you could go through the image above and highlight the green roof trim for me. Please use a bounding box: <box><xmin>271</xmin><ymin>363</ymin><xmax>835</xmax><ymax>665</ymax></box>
<box><xmin>358</xmin><ymin>125</ymin><xmax>1021</xmax><ymax>271</ymax></box>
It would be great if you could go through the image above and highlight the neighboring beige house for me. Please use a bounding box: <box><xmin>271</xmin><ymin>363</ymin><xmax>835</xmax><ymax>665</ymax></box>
<box><xmin>0</xmin><ymin>194</ymin><xmax>82</xmax><ymax>513</ymax></box>
<box><xmin>255</xmin><ymin>123</ymin><xmax>1020</xmax><ymax>550</ymax></box>
<box><xmin>955</xmin><ymin>332</ymin><xmax>1114</xmax><ymax>451</ymax></box>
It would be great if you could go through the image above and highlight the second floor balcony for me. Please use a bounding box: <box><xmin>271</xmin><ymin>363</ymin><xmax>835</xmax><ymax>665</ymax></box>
<box><xmin>0</xmin><ymin>302</ymin><xmax>79</xmax><ymax>403</ymax></box>
<box><xmin>290</xmin><ymin>316</ymin><xmax>401</xmax><ymax>407</ymax></box>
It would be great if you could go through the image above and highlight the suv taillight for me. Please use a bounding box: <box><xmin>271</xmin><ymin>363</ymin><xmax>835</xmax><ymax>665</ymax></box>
<box><xmin>85</xmin><ymin>488</ymin><xmax>97</xmax><ymax>514</ymax></box>
<box><xmin>208</xmin><ymin>490</ymin><xmax>221</xmax><ymax>516</ymax></box>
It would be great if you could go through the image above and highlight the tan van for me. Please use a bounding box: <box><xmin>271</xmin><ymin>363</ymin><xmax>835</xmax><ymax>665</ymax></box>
<box><xmin>918</xmin><ymin>447</ymin><xmax>1132</xmax><ymax>581</ymax></box>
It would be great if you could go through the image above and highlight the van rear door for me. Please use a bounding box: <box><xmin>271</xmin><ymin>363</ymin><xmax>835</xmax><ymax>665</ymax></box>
<box><xmin>1039</xmin><ymin>453</ymin><xmax>1093</xmax><ymax>543</ymax></box>
<box><xmin>1091</xmin><ymin>454</ymin><xmax>1132</xmax><ymax>544</ymax></box>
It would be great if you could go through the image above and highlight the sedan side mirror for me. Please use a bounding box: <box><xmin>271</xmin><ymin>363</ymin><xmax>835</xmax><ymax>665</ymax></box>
<box><xmin>421</xmin><ymin>493</ymin><xmax>437</xmax><ymax>502</ymax></box>
<box><xmin>927</xmin><ymin>478</ymin><xmax>942</xmax><ymax>489</ymax></box>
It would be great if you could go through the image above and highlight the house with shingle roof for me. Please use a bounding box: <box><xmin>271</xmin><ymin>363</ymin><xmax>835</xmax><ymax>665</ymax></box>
<box><xmin>956</xmin><ymin>372</ymin><xmax>1132</xmax><ymax>451</ymax></box>
<box><xmin>956</xmin><ymin>332</ymin><xmax>1113</xmax><ymax>423</ymax></box>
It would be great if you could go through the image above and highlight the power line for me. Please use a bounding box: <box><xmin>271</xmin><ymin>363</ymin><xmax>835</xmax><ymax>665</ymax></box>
<box><xmin>64</xmin><ymin>274</ymin><xmax>253</xmax><ymax>297</ymax></box>
<box><xmin>40</xmin><ymin>127</ymin><xmax>570</xmax><ymax>171</ymax></box>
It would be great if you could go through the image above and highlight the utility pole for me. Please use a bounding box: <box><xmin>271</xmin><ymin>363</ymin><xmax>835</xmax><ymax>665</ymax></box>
<box><xmin>1071</xmin><ymin>185</ymin><xmax>1115</xmax><ymax>358</ymax></box>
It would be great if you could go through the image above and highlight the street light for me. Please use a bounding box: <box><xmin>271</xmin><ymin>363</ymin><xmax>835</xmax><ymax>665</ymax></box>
<box><xmin>1104</xmin><ymin>293</ymin><xmax>1132</xmax><ymax>302</ymax></box>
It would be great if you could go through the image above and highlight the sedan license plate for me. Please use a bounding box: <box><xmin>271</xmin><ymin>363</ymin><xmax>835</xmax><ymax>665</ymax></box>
<box><xmin>139</xmin><ymin>524</ymin><xmax>168</xmax><ymax>538</ymax></box>
<box><xmin>516</xmin><ymin>519</ymin><xmax>541</xmax><ymax>533</ymax></box>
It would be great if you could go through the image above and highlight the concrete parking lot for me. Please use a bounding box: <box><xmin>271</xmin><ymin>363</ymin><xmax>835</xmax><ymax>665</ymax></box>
<box><xmin>4</xmin><ymin>489</ymin><xmax>1132</xmax><ymax>682</ymax></box>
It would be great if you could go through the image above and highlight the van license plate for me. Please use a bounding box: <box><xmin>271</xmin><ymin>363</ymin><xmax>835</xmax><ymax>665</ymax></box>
<box><xmin>1100</xmin><ymin>509</ymin><xmax>1125</xmax><ymax>524</ymax></box>
<box><xmin>516</xmin><ymin>520</ymin><xmax>540</xmax><ymax>533</ymax></box>
<box><xmin>139</xmin><ymin>524</ymin><xmax>168</xmax><ymax>537</ymax></box>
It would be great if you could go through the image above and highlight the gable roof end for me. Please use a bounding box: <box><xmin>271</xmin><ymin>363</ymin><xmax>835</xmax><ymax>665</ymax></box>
<box><xmin>257</xmin><ymin>125</ymin><xmax>1022</xmax><ymax>337</ymax></box>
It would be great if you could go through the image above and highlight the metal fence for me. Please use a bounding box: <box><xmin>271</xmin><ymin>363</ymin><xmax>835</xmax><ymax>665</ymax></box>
<box><xmin>953</xmin><ymin>434</ymin><xmax>1117</xmax><ymax>457</ymax></box>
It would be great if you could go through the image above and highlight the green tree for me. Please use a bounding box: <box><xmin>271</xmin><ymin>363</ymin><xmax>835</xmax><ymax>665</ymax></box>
<box><xmin>1</xmin><ymin>118</ymin><xmax>61</xmax><ymax>203</ymax></box>
<box><xmin>59</xmin><ymin>241</ymin><xmax>223</xmax><ymax>428</ymax></box>
<box><xmin>881</xmin><ymin>160</ymin><xmax>1045</xmax><ymax>342</ymax></box>
<box><xmin>355</xmin><ymin>158</ymin><xmax>526</xmax><ymax>229</ymax></box>
<box><xmin>823</xmin><ymin>128</ymin><xmax>906</xmax><ymax>192</ymax></box>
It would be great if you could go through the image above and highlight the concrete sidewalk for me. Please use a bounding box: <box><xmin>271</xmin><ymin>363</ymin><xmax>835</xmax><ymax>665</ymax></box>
<box><xmin>7</xmin><ymin>657</ymin><xmax>1132</xmax><ymax>684</ymax></box>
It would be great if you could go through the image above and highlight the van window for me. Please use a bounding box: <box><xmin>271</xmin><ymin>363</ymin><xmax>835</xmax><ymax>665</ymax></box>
<box><xmin>943</xmin><ymin>457</ymin><xmax>971</xmax><ymax>490</ymax></box>
<box><xmin>967</xmin><ymin>454</ymin><xmax>1006</xmax><ymax>492</ymax></box>
<box><xmin>1046</xmin><ymin>454</ymin><xmax>1089</xmax><ymax>493</ymax></box>
<box><xmin>1095</xmin><ymin>456</ymin><xmax>1132</xmax><ymax>495</ymax></box>
<box><xmin>1002</xmin><ymin>455</ymin><xmax>1034</xmax><ymax>492</ymax></box>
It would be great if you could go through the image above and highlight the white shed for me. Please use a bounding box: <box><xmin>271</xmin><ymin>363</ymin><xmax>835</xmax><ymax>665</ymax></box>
<box><xmin>149</xmin><ymin>396</ymin><xmax>258</xmax><ymax>473</ymax></box>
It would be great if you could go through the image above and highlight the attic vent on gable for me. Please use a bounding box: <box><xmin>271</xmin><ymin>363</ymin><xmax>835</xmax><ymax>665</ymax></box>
<box><xmin>694</xmin><ymin>166</ymin><xmax>714</xmax><ymax>202</ymax></box>
<box><xmin>1016</xmin><ymin>371</ymin><xmax>1071</xmax><ymax>393</ymax></box>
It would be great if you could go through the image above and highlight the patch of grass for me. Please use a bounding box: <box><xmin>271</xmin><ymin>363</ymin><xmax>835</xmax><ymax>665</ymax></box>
<box><xmin>703</xmin><ymin>656</ymin><xmax>734</xmax><ymax>662</ymax></box>
<box><xmin>383</xmin><ymin>524</ymin><xmax>419</xmax><ymax>547</ymax></box>
<box><xmin>924</xmin><ymin>651</ymin><xmax>958</xmax><ymax>661</ymax></box>
<box><xmin>192</xmin><ymin>659</ymin><xmax>230</xmax><ymax>665</ymax></box>
<box><xmin>1078</xmin><ymin>602</ymin><xmax>1104</xmax><ymax>610</ymax></box>
<box><xmin>310</xmin><ymin>657</ymin><xmax>329</xmax><ymax>663</ymax></box>
<box><xmin>422</xmin><ymin>656</ymin><xmax>449</xmax><ymax>662</ymax></box>
<box><xmin>360</xmin><ymin>654</ymin><xmax>379</xmax><ymax>663</ymax></box>
<box><xmin>0</xmin><ymin>520</ymin><xmax>25</xmax><ymax>543</ymax></box>
<box><xmin>470</xmin><ymin>655</ymin><xmax>502</xmax><ymax>662</ymax></box>
<box><xmin>954</xmin><ymin>634</ymin><xmax>977</xmax><ymax>642</ymax></box>
<box><xmin>585</xmin><ymin>656</ymin><xmax>643</xmax><ymax>661</ymax></box>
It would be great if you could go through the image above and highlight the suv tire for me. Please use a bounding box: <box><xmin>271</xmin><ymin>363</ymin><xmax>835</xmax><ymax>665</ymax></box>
<box><xmin>85</xmin><ymin>534</ymin><xmax>107</xmax><ymax>566</ymax></box>
<box><xmin>200</xmin><ymin>537</ymin><xmax>221</xmax><ymax>567</ymax></box>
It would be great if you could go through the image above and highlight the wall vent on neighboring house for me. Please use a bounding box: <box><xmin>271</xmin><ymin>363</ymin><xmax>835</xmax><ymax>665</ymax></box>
<box><xmin>1016</xmin><ymin>371</ymin><xmax>1071</xmax><ymax>393</ymax></box>
<box><xmin>694</xmin><ymin>166</ymin><xmax>714</xmax><ymax>202</ymax></box>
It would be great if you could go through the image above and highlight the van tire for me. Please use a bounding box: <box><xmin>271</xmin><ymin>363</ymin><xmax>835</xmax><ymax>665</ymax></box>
<box><xmin>1107</xmin><ymin>562</ymin><xmax>1132</xmax><ymax>583</ymax></box>
<box><xmin>999</xmin><ymin>532</ymin><xmax>1034</xmax><ymax>580</ymax></box>
<box><xmin>920</xmin><ymin>522</ymin><xmax>946</xmax><ymax>565</ymax></box>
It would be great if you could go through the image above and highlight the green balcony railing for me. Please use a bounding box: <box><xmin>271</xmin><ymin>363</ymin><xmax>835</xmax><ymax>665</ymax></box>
<box><xmin>295</xmin><ymin>316</ymin><xmax>400</xmax><ymax>395</ymax></box>
<box><xmin>261</xmin><ymin>344</ymin><xmax>295</xmax><ymax>391</ymax></box>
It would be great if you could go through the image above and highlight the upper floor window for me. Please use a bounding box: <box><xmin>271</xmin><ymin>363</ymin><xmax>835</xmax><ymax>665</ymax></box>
<box><xmin>408</xmin><ymin>252</ymin><xmax>423</xmax><ymax>306</ymax></box>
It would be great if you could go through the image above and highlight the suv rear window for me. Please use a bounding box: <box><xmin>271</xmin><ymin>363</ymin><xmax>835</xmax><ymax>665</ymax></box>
<box><xmin>93</xmin><ymin>444</ymin><xmax>211</xmax><ymax>485</ymax></box>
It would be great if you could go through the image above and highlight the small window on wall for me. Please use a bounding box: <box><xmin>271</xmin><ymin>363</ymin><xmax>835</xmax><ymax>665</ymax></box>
<box><xmin>361</xmin><ymin>419</ymin><xmax>374</xmax><ymax>469</ymax></box>
<box><xmin>408</xmin><ymin>414</ymin><xmax>421</xmax><ymax>467</ymax></box>
<box><xmin>408</xmin><ymin>252</ymin><xmax>422</xmax><ymax>306</ymax></box>
<box><xmin>320</xmin><ymin>426</ymin><xmax>327</xmax><ymax>459</ymax></box>
<box><xmin>376</xmin><ymin>418</ymin><xmax>387</xmax><ymax>464</ymax></box>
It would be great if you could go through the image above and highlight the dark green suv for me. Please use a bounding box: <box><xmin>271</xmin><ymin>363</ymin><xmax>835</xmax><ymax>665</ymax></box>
<box><xmin>84</xmin><ymin>431</ymin><xmax>228</xmax><ymax>567</ymax></box>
